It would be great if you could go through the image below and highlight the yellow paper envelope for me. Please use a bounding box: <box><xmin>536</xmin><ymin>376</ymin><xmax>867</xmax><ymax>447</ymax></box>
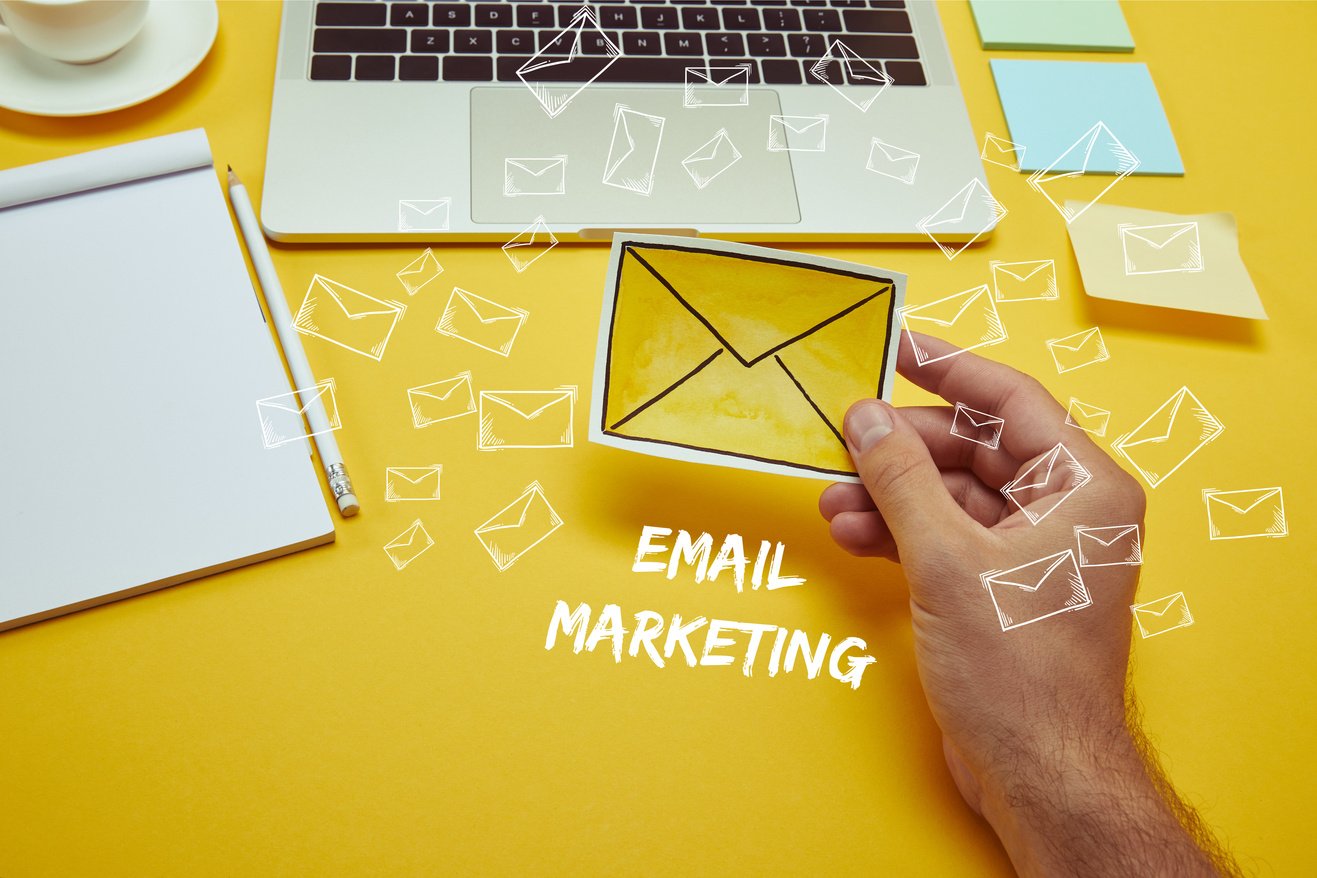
<box><xmin>1074</xmin><ymin>524</ymin><xmax>1142</xmax><ymax>567</ymax></box>
<box><xmin>502</xmin><ymin>216</ymin><xmax>558</xmax><ymax>273</ymax></box>
<box><xmin>1203</xmin><ymin>487</ymin><xmax>1287</xmax><ymax>540</ymax></box>
<box><xmin>293</xmin><ymin>275</ymin><xmax>405</xmax><ymax>362</ymax></box>
<box><xmin>591</xmin><ymin>236</ymin><xmax>903</xmax><ymax>481</ymax></box>
<box><xmin>436</xmin><ymin>288</ymin><xmax>528</xmax><ymax>357</ymax></box>
<box><xmin>917</xmin><ymin>178</ymin><xmax>1007</xmax><ymax>259</ymax></box>
<box><xmin>1131</xmin><ymin>592</ymin><xmax>1193</xmax><ymax>639</ymax></box>
<box><xmin>385</xmin><ymin>465</ymin><xmax>442</xmax><ymax>502</ymax></box>
<box><xmin>1027</xmin><ymin>121</ymin><xmax>1139</xmax><ymax>223</ymax></box>
<box><xmin>1000</xmin><ymin>443</ymin><xmax>1092</xmax><ymax>525</ymax></box>
<box><xmin>1112</xmin><ymin>386</ymin><xmax>1223</xmax><ymax>488</ymax></box>
<box><xmin>474</xmin><ymin>482</ymin><xmax>563</xmax><ymax>571</ymax></box>
<box><xmin>256</xmin><ymin>379</ymin><xmax>341</xmax><ymax>449</ymax></box>
<box><xmin>397</xmin><ymin>199</ymin><xmax>450</xmax><ymax>232</ymax></box>
<box><xmin>603</xmin><ymin>106</ymin><xmax>665</xmax><ymax>195</ymax></box>
<box><xmin>767</xmin><ymin>115</ymin><xmax>828</xmax><ymax>152</ymax></box>
<box><xmin>1120</xmin><ymin>221</ymin><xmax>1203</xmax><ymax>275</ymax></box>
<box><xmin>981</xmin><ymin>132</ymin><xmax>1025</xmax><ymax>171</ymax></box>
<box><xmin>900</xmin><ymin>284</ymin><xmax>1007</xmax><ymax>365</ymax></box>
<box><xmin>683</xmin><ymin>64</ymin><xmax>750</xmax><ymax>108</ymax></box>
<box><xmin>682</xmin><ymin>128</ymin><xmax>742</xmax><ymax>190</ymax></box>
<box><xmin>808</xmin><ymin>39</ymin><xmax>891</xmax><ymax>111</ymax></box>
<box><xmin>396</xmin><ymin>248</ymin><xmax>443</xmax><ymax>296</ymax></box>
<box><xmin>478</xmin><ymin>387</ymin><xmax>576</xmax><ymax>450</ymax></box>
<box><xmin>950</xmin><ymin>402</ymin><xmax>1004</xmax><ymax>449</ymax></box>
<box><xmin>383</xmin><ymin>519</ymin><xmax>435</xmax><ymax>571</ymax></box>
<box><xmin>503</xmin><ymin>156</ymin><xmax>567</xmax><ymax>197</ymax></box>
<box><xmin>516</xmin><ymin>5</ymin><xmax>619</xmax><ymax>118</ymax></box>
<box><xmin>990</xmin><ymin>259</ymin><xmax>1057</xmax><ymax>302</ymax></box>
<box><xmin>408</xmin><ymin>372</ymin><xmax>475</xmax><ymax>428</ymax></box>
<box><xmin>1046</xmin><ymin>326</ymin><xmax>1108</xmax><ymax>374</ymax></box>
<box><xmin>866</xmin><ymin>137</ymin><xmax>920</xmax><ymax>185</ymax></box>
<box><xmin>1065</xmin><ymin>398</ymin><xmax>1111</xmax><ymax>437</ymax></box>
<box><xmin>980</xmin><ymin>550</ymin><xmax>1091</xmax><ymax>632</ymax></box>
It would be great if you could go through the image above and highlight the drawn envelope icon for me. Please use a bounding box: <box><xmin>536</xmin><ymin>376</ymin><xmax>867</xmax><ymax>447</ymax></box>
<box><xmin>504</xmin><ymin>156</ymin><xmax>567</xmax><ymax>197</ymax></box>
<box><xmin>1112</xmin><ymin>386</ymin><xmax>1223</xmax><ymax>488</ymax></box>
<box><xmin>682</xmin><ymin>128</ymin><xmax>742</xmax><ymax>189</ymax></box>
<box><xmin>808</xmin><ymin>39</ymin><xmax>892</xmax><ymax>111</ymax></box>
<box><xmin>516</xmin><ymin>5</ymin><xmax>620</xmax><ymax>118</ymax></box>
<box><xmin>396</xmin><ymin>248</ymin><xmax>443</xmax><ymax>296</ymax></box>
<box><xmin>991</xmin><ymin>259</ymin><xmax>1057</xmax><ymax>302</ymax></box>
<box><xmin>408</xmin><ymin>371</ymin><xmax>476</xmax><ymax>428</ymax></box>
<box><xmin>767</xmin><ymin>114</ymin><xmax>828</xmax><ymax>152</ymax></box>
<box><xmin>866</xmin><ymin>137</ymin><xmax>920</xmax><ymax>185</ymax></box>
<box><xmin>436</xmin><ymin>288</ymin><xmax>528</xmax><ymax>357</ymax></box>
<box><xmin>1000</xmin><ymin>443</ymin><xmax>1092</xmax><ymax>525</ymax></box>
<box><xmin>293</xmin><ymin>275</ymin><xmax>405</xmax><ymax>361</ymax></box>
<box><xmin>981</xmin><ymin>132</ymin><xmax>1025</xmax><ymax>171</ymax></box>
<box><xmin>683</xmin><ymin>64</ymin><xmax>751</xmax><ymax>108</ymax></box>
<box><xmin>474</xmin><ymin>481</ymin><xmax>564</xmax><ymax>571</ymax></box>
<box><xmin>1131</xmin><ymin>592</ymin><xmax>1193</xmax><ymax>639</ymax></box>
<box><xmin>593</xmin><ymin>239</ymin><xmax>902</xmax><ymax>481</ymax></box>
<box><xmin>398</xmin><ymin>198</ymin><xmax>450</xmax><ymax>233</ymax></box>
<box><xmin>383</xmin><ymin>519</ymin><xmax>435</xmax><ymax>571</ymax></box>
<box><xmin>256</xmin><ymin>378</ymin><xmax>341</xmax><ymax>449</ymax></box>
<box><xmin>950</xmin><ymin>402</ymin><xmax>1004</xmax><ymax>450</ymax></box>
<box><xmin>479</xmin><ymin>387</ymin><xmax>576</xmax><ymax>450</ymax></box>
<box><xmin>603</xmin><ymin>105</ymin><xmax>666</xmax><ymax>195</ymax></box>
<box><xmin>980</xmin><ymin>550</ymin><xmax>1091</xmax><ymax>632</ymax></box>
<box><xmin>1075</xmin><ymin>524</ymin><xmax>1142</xmax><ymax>567</ymax></box>
<box><xmin>385</xmin><ymin>465</ymin><xmax>442</xmax><ymax>502</ymax></box>
<box><xmin>900</xmin><ymin>284</ymin><xmax>1007</xmax><ymax>366</ymax></box>
<box><xmin>1027</xmin><ymin>121</ymin><xmax>1140</xmax><ymax>224</ymax></box>
<box><xmin>1203</xmin><ymin>487</ymin><xmax>1287</xmax><ymax>540</ymax></box>
<box><xmin>1046</xmin><ymin>326</ymin><xmax>1109</xmax><ymax>374</ymax></box>
<box><xmin>1065</xmin><ymin>398</ymin><xmax>1112</xmax><ymax>438</ymax></box>
<box><xmin>1120</xmin><ymin>222</ymin><xmax>1204</xmax><ymax>275</ymax></box>
<box><xmin>502</xmin><ymin>216</ymin><xmax>558</xmax><ymax>273</ymax></box>
<box><xmin>917</xmin><ymin>178</ymin><xmax>1007</xmax><ymax>260</ymax></box>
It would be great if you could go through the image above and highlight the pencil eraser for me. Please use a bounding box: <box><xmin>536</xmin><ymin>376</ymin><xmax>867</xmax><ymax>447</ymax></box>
<box><xmin>337</xmin><ymin>493</ymin><xmax>360</xmax><ymax>517</ymax></box>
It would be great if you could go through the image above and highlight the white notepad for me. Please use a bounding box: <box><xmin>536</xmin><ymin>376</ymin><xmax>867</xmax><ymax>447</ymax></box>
<box><xmin>0</xmin><ymin>129</ymin><xmax>334</xmax><ymax>632</ymax></box>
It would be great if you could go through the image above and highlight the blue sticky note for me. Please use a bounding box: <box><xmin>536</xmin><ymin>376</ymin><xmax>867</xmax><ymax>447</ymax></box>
<box><xmin>969</xmin><ymin>0</ymin><xmax>1134</xmax><ymax>52</ymax></box>
<box><xmin>990</xmin><ymin>60</ymin><xmax>1184</xmax><ymax>176</ymax></box>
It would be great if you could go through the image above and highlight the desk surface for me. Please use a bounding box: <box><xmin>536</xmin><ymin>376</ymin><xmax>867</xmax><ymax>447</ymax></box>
<box><xmin>2</xmin><ymin>2</ymin><xmax>1315</xmax><ymax>874</ymax></box>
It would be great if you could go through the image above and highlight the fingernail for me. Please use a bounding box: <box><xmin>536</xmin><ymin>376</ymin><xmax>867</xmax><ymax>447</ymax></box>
<box><xmin>844</xmin><ymin>400</ymin><xmax>893</xmax><ymax>453</ymax></box>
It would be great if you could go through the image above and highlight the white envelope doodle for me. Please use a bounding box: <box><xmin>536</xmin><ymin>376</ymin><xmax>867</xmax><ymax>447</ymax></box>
<box><xmin>256</xmin><ymin>378</ymin><xmax>341</xmax><ymax>449</ymax></box>
<box><xmin>1046</xmin><ymin>326</ymin><xmax>1109</xmax><ymax>374</ymax></box>
<box><xmin>917</xmin><ymin>178</ymin><xmax>1007</xmax><ymax>260</ymax></box>
<box><xmin>385</xmin><ymin>465</ymin><xmax>442</xmax><ymax>502</ymax></box>
<box><xmin>1120</xmin><ymin>222</ymin><xmax>1204</xmax><ymax>275</ymax></box>
<box><xmin>682</xmin><ymin>128</ymin><xmax>742</xmax><ymax>189</ymax></box>
<box><xmin>950</xmin><ymin>402</ymin><xmax>1004</xmax><ymax>450</ymax></box>
<box><xmin>808</xmin><ymin>39</ymin><xmax>891</xmax><ymax>112</ymax></box>
<box><xmin>980</xmin><ymin>550</ymin><xmax>1091</xmax><ymax>632</ymax></box>
<box><xmin>900</xmin><ymin>285</ymin><xmax>1008</xmax><ymax>365</ymax></box>
<box><xmin>1112</xmin><ymin>386</ymin><xmax>1223</xmax><ymax>489</ymax></box>
<box><xmin>383</xmin><ymin>519</ymin><xmax>434</xmax><ymax>570</ymax></box>
<box><xmin>502</xmin><ymin>216</ymin><xmax>558</xmax><ymax>273</ymax></box>
<box><xmin>504</xmin><ymin>156</ymin><xmax>567</xmax><ymax>197</ymax></box>
<box><xmin>1000</xmin><ymin>443</ymin><xmax>1092</xmax><ymax>525</ymax></box>
<box><xmin>1065</xmin><ymin>398</ymin><xmax>1112</xmax><ymax>437</ymax></box>
<box><xmin>436</xmin><ymin>288</ymin><xmax>528</xmax><ymax>357</ymax></box>
<box><xmin>1075</xmin><ymin>524</ymin><xmax>1142</xmax><ymax>567</ymax></box>
<box><xmin>981</xmin><ymin>132</ymin><xmax>1025</xmax><ymax>171</ymax></box>
<box><xmin>767</xmin><ymin>114</ymin><xmax>828</xmax><ymax>152</ymax></box>
<box><xmin>683</xmin><ymin>64</ymin><xmax>750</xmax><ymax>108</ymax></box>
<box><xmin>1203</xmin><ymin>487</ymin><xmax>1287</xmax><ymax>540</ymax></box>
<box><xmin>991</xmin><ymin>259</ymin><xmax>1057</xmax><ymax>302</ymax></box>
<box><xmin>474</xmin><ymin>481</ymin><xmax>564</xmax><ymax>571</ymax></box>
<box><xmin>408</xmin><ymin>372</ymin><xmax>476</xmax><ymax>428</ymax></box>
<box><xmin>396</xmin><ymin>248</ymin><xmax>443</xmax><ymax>296</ymax></box>
<box><xmin>603</xmin><ymin>105</ymin><xmax>665</xmax><ymax>196</ymax></box>
<box><xmin>1027</xmin><ymin>121</ymin><xmax>1140</xmax><ymax>224</ymax></box>
<box><xmin>398</xmin><ymin>198</ymin><xmax>450</xmax><ymax>233</ymax></box>
<box><xmin>517</xmin><ymin>6</ymin><xmax>620</xmax><ymax>118</ymax></box>
<box><xmin>1131</xmin><ymin>592</ymin><xmax>1193</xmax><ymax>639</ymax></box>
<box><xmin>479</xmin><ymin>387</ymin><xmax>576</xmax><ymax>450</ymax></box>
<box><xmin>293</xmin><ymin>275</ymin><xmax>405</xmax><ymax>361</ymax></box>
<box><xmin>866</xmin><ymin>137</ymin><xmax>920</xmax><ymax>184</ymax></box>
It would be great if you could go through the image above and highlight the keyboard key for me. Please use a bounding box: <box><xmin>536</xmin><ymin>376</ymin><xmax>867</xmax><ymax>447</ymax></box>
<box><xmin>582</xmin><ymin>31</ymin><xmax>621</xmax><ymax>54</ymax></box>
<box><xmin>841</xmin><ymin>9</ymin><xmax>912</xmax><ymax>33</ymax></box>
<box><xmin>885</xmin><ymin>60</ymin><xmax>925</xmax><ymax>85</ymax></box>
<box><xmin>599</xmin><ymin>5</ymin><xmax>639</xmax><ymax>28</ymax></box>
<box><xmin>454</xmin><ymin>30</ymin><xmax>493</xmax><ymax>53</ymax></box>
<box><xmin>663</xmin><ymin>31</ymin><xmax>705</xmax><ymax>55</ymax></box>
<box><xmin>762</xmin><ymin>8</ymin><xmax>802</xmax><ymax>29</ymax></box>
<box><xmin>706</xmin><ymin>32</ymin><xmax>746</xmax><ymax>55</ymax></box>
<box><xmin>475</xmin><ymin>4</ymin><xmax>513</xmax><ymax>27</ymax></box>
<box><xmin>826</xmin><ymin>33</ymin><xmax>917</xmax><ymax>58</ymax></box>
<box><xmin>680</xmin><ymin>7</ymin><xmax>721</xmax><ymax>29</ymax></box>
<box><xmin>640</xmin><ymin>6</ymin><xmax>679</xmax><ymax>28</ymax></box>
<box><xmin>496</xmin><ymin>55</ymin><xmax>689</xmax><ymax>83</ymax></box>
<box><xmin>869</xmin><ymin>1</ymin><xmax>908</xmax><ymax>8</ymax></box>
<box><xmin>747</xmin><ymin>32</ymin><xmax>787</xmax><ymax>56</ymax></box>
<box><xmin>399</xmin><ymin>55</ymin><xmax>440</xmax><ymax>80</ymax></box>
<box><xmin>497</xmin><ymin>30</ymin><xmax>536</xmax><ymax>53</ymax></box>
<box><xmin>313</xmin><ymin>28</ymin><xmax>407</xmax><ymax>53</ymax></box>
<box><xmin>802</xmin><ymin>9</ymin><xmax>840</xmax><ymax>30</ymax></box>
<box><xmin>410</xmin><ymin>30</ymin><xmax>450</xmax><ymax>53</ymax></box>
<box><xmin>432</xmin><ymin>4</ymin><xmax>471</xmax><ymax>28</ymax></box>
<box><xmin>309</xmin><ymin>54</ymin><xmax>351</xmax><ymax>80</ymax></box>
<box><xmin>315</xmin><ymin>3</ymin><xmax>384</xmax><ymax>27</ymax></box>
<box><xmin>761</xmin><ymin>59</ymin><xmax>801</xmax><ymax>83</ymax></box>
<box><xmin>355</xmin><ymin>55</ymin><xmax>396</xmax><ymax>80</ymax></box>
<box><xmin>390</xmin><ymin>4</ymin><xmax>429</xmax><ymax>27</ymax></box>
<box><xmin>786</xmin><ymin>32</ymin><xmax>823</xmax><ymax>57</ymax></box>
<box><xmin>516</xmin><ymin>5</ymin><xmax>555</xmax><ymax>28</ymax></box>
<box><xmin>444</xmin><ymin>56</ymin><xmax>494</xmax><ymax>81</ymax></box>
<box><xmin>718</xmin><ymin>59</ymin><xmax>762</xmax><ymax>83</ymax></box>
<box><xmin>721</xmin><ymin>7</ymin><xmax>761</xmax><ymax>28</ymax></box>
<box><xmin>622</xmin><ymin>32</ymin><xmax>663</xmax><ymax>54</ymax></box>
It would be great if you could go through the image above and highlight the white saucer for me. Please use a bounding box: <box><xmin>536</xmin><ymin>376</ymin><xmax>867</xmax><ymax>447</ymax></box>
<box><xmin>0</xmin><ymin>0</ymin><xmax>218</xmax><ymax>117</ymax></box>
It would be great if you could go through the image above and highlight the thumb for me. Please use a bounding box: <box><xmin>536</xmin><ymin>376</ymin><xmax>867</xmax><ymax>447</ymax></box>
<box><xmin>843</xmin><ymin>399</ymin><xmax>971</xmax><ymax>553</ymax></box>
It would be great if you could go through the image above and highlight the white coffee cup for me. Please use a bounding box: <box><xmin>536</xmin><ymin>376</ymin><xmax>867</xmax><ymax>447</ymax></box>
<box><xmin>0</xmin><ymin>0</ymin><xmax>149</xmax><ymax>64</ymax></box>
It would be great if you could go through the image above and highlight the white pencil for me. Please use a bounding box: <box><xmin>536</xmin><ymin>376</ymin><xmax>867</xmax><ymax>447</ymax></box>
<box><xmin>226</xmin><ymin>166</ymin><xmax>359</xmax><ymax>517</ymax></box>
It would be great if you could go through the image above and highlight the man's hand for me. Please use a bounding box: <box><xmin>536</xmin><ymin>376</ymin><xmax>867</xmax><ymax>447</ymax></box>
<box><xmin>820</xmin><ymin>332</ymin><xmax>1240</xmax><ymax>877</ymax></box>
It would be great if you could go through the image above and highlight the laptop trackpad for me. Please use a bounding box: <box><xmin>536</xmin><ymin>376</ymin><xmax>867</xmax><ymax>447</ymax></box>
<box><xmin>469</xmin><ymin>86</ymin><xmax>801</xmax><ymax>227</ymax></box>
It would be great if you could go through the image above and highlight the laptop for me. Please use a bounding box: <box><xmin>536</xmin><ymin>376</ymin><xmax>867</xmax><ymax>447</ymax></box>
<box><xmin>261</xmin><ymin>0</ymin><xmax>993</xmax><ymax>244</ymax></box>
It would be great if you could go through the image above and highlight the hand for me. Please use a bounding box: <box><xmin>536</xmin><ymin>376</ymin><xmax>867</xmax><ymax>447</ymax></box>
<box><xmin>820</xmin><ymin>332</ymin><xmax>1237</xmax><ymax>877</ymax></box>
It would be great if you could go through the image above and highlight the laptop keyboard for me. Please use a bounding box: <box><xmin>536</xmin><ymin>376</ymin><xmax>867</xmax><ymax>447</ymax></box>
<box><xmin>308</xmin><ymin>1</ymin><xmax>925</xmax><ymax>87</ymax></box>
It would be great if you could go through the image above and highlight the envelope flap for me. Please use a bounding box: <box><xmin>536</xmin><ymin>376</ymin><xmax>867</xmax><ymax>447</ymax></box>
<box><xmin>410</xmin><ymin>374</ymin><xmax>469</xmax><ymax>401</ymax></box>
<box><xmin>315</xmin><ymin>276</ymin><xmax>402</xmax><ymax>319</ymax></box>
<box><xmin>508</xmin><ymin>157</ymin><xmax>565</xmax><ymax>177</ymax></box>
<box><xmin>1077</xmin><ymin>524</ymin><xmax>1138</xmax><ymax>547</ymax></box>
<box><xmin>1049</xmin><ymin>327</ymin><xmax>1099</xmax><ymax>351</ymax></box>
<box><xmin>386</xmin><ymin>522</ymin><xmax>424</xmax><ymax>549</ymax></box>
<box><xmin>986</xmin><ymin>552</ymin><xmax>1072</xmax><ymax>592</ymax></box>
<box><xmin>1069</xmin><ymin>400</ymin><xmax>1108</xmax><ymax>420</ymax></box>
<box><xmin>483</xmin><ymin>389</ymin><xmax>574</xmax><ymax>420</ymax></box>
<box><xmin>1133</xmin><ymin>593</ymin><xmax>1184</xmax><ymax>617</ymax></box>
<box><xmin>388</xmin><ymin>467</ymin><xmax>440</xmax><ymax>484</ymax></box>
<box><xmin>872</xmin><ymin>139</ymin><xmax>916</xmax><ymax>162</ymax></box>
<box><xmin>1121</xmin><ymin>222</ymin><xmax>1196</xmax><ymax>248</ymax></box>
<box><xmin>993</xmin><ymin>260</ymin><xmax>1051</xmax><ymax>282</ymax></box>
<box><xmin>957</xmin><ymin>404</ymin><xmax>1001</xmax><ymax>429</ymax></box>
<box><xmin>476</xmin><ymin>485</ymin><xmax>542</xmax><ymax>533</ymax></box>
<box><xmin>1205</xmin><ymin>488</ymin><xmax>1281</xmax><ymax>514</ymax></box>
<box><xmin>455</xmin><ymin>289</ymin><xmax>526</xmax><ymax>323</ymax></box>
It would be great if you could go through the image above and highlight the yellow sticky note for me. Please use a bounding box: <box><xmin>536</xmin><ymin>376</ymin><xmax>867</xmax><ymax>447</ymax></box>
<box><xmin>589</xmin><ymin>235</ymin><xmax>904</xmax><ymax>481</ymax></box>
<box><xmin>1066</xmin><ymin>202</ymin><xmax>1268</xmax><ymax>320</ymax></box>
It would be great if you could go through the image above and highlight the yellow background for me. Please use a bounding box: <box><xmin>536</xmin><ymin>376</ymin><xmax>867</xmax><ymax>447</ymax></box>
<box><xmin>2</xmin><ymin>1</ymin><xmax>1314</xmax><ymax>874</ymax></box>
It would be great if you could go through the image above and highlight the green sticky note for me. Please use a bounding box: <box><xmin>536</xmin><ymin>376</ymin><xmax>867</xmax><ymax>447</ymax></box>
<box><xmin>969</xmin><ymin>0</ymin><xmax>1135</xmax><ymax>52</ymax></box>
